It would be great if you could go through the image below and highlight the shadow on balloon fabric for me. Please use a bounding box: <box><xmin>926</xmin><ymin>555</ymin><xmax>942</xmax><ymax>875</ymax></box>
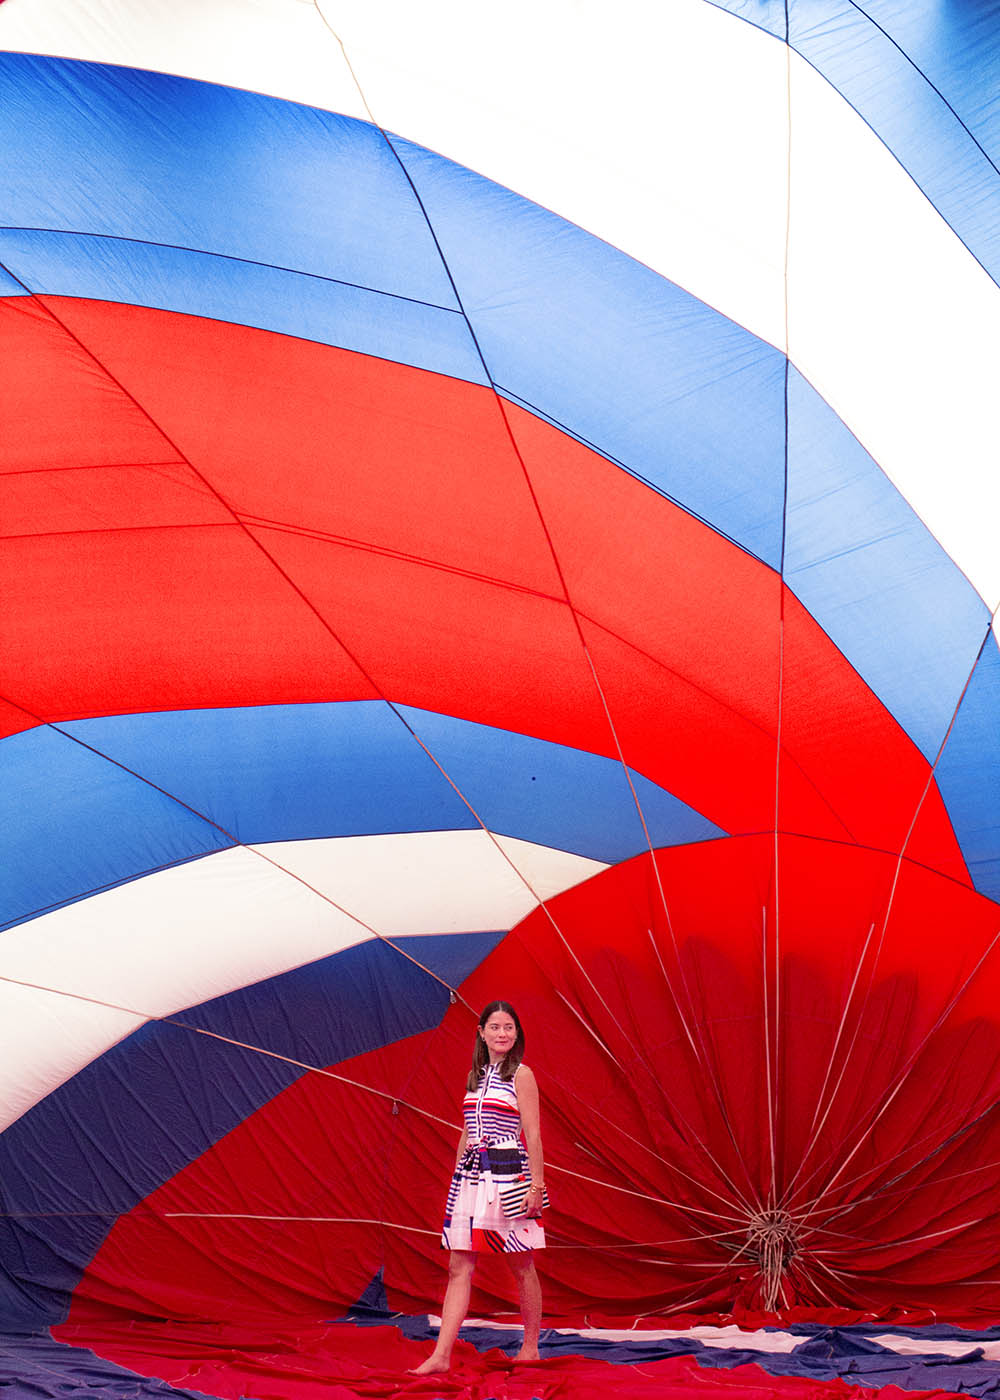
<box><xmin>49</xmin><ymin>1318</ymin><xmax>999</xmax><ymax>1400</ymax></box>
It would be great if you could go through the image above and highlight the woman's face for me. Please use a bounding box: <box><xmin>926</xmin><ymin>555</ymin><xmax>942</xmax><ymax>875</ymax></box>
<box><xmin>479</xmin><ymin>1010</ymin><xmax>517</xmax><ymax>1061</ymax></box>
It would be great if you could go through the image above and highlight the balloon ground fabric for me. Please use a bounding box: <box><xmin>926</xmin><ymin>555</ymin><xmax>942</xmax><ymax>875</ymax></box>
<box><xmin>4</xmin><ymin>2</ymin><xmax>1000</xmax><ymax>1381</ymax></box>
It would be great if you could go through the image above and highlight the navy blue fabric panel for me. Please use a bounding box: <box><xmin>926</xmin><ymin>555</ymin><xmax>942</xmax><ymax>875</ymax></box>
<box><xmin>784</xmin><ymin>366</ymin><xmax>991</xmax><ymax>764</ymax></box>
<box><xmin>935</xmin><ymin>635</ymin><xmax>1000</xmax><ymax>903</ymax></box>
<box><xmin>0</xmin><ymin>229</ymin><xmax>487</xmax><ymax>383</ymax></box>
<box><xmin>397</xmin><ymin>705</ymin><xmax>724</xmax><ymax>861</ymax></box>
<box><xmin>177</xmin><ymin>929</ymin><xmax>504</xmax><ymax>1059</ymax></box>
<box><xmin>0</xmin><ymin>929</ymin><xmax>502</xmax><ymax>1327</ymax></box>
<box><xmin>366</xmin><ymin>1315</ymin><xmax>1000</xmax><ymax>1388</ymax></box>
<box><xmin>0</xmin><ymin>54</ymin><xmax>457</xmax><ymax>308</ymax></box>
<box><xmin>388</xmin><ymin>135</ymin><xmax>788</xmax><ymax>570</ymax></box>
<box><xmin>0</xmin><ymin>1333</ymin><xmax>216</xmax><ymax>1399</ymax></box>
<box><xmin>711</xmin><ymin>0</ymin><xmax>1000</xmax><ymax>285</ymax></box>
<box><xmin>0</xmin><ymin>725</ymin><xmax>231</xmax><ymax>930</ymax></box>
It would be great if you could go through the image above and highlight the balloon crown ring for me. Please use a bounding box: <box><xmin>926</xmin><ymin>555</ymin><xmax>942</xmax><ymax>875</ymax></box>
<box><xmin>745</xmin><ymin>1207</ymin><xmax>801</xmax><ymax>1312</ymax></box>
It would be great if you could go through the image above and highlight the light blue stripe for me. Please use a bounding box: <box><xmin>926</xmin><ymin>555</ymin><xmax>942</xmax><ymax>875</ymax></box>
<box><xmin>1</xmin><ymin>702</ymin><xmax>725</xmax><ymax>929</ymax></box>
<box><xmin>0</xmin><ymin>53</ymin><xmax>458</xmax><ymax>307</ymax></box>
<box><xmin>784</xmin><ymin>367</ymin><xmax>991</xmax><ymax>764</ymax></box>
<box><xmin>710</xmin><ymin>0</ymin><xmax>1000</xmax><ymax>286</ymax></box>
<box><xmin>0</xmin><ymin>229</ymin><xmax>487</xmax><ymax>383</ymax></box>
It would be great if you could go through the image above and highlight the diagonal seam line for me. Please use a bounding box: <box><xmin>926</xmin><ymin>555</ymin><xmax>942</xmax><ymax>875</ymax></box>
<box><xmin>3</xmin><ymin>261</ymin><xmax>625</xmax><ymax>1042</ymax></box>
<box><xmin>703</xmin><ymin>0</ymin><xmax>1000</xmax><ymax>300</ymax></box>
<box><xmin>783</xmin><ymin>615</ymin><xmax>996</xmax><ymax>1218</ymax></box>
<box><xmin>0</xmin><ymin>224</ymin><xmax>465</xmax><ymax>317</ymax></box>
<box><xmin>0</xmin><ymin>691</ymin><xmax>467</xmax><ymax>1005</ymax></box>
<box><xmin>791</xmin><ymin>1079</ymin><xmax>1000</xmax><ymax>1229</ymax></box>
<box><xmin>306</xmin><ymin>5</ymin><xmax>749</xmax><ymax>1136</ymax></box>
<box><xmin>790</xmin><ymin>922</ymin><xmax>1000</xmax><ymax>1229</ymax></box>
<box><xmin>0</xmin><ymin>972</ymin><xmax>461</xmax><ymax>1130</ymax></box>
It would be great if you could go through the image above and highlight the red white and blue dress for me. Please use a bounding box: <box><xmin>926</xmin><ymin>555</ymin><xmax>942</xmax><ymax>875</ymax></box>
<box><xmin>441</xmin><ymin>1062</ymin><xmax>546</xmax><ymax>1253</ymax></box>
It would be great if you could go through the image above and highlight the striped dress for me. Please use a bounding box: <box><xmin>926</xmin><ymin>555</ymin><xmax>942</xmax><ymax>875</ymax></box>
<box><xmin>441</xmin><ymin>1062</ymin><xmax>546</xmax><ymax>1253</ymax></box>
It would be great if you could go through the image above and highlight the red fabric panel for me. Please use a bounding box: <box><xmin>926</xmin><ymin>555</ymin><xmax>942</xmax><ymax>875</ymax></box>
<box><xmin>64</xmin><ymin>1031</ymin><xmax>446</xmax><ymax>1325</ymax></box>
<box><xmin>1</xmin><ymin>297</ymin><xmax>172</xmax><ymax>472</ymax></box>
<box><xmin>72</xmin><ymin>837</ymin><xmax>1000</xmax><ymax>1324</ymax></box>
<box><xmin>3</xmin><ymin>462</ymin><xmax>230</xmax><ymax>538</ymax></box>
<box><xmin>2</xmin><ymin>524</ymin><xmax>374</xmax><ymax>720</ymax></box>
<box><xmin>778</xmin><ymin>592</ymin><xmax>968</xmax><ymax>883</ymax></box>
<box><xmin>506</xmin><ymin>403</ymin><xmax>969</xmax><ymax>880</ymax></box>
<box><xmin>51</xmin><ymin>1318</ymin><xmax>975</xmax><ymax>1400</ymax></box>
<box><xmin>247</xmin><ymin>524</ymin><xmax>613</xmax><ymax>752</ymax></box>
<box><xmin>36</xmin><ymin>297</ymin><xmax>565</xmax><ymax>597</ymax></box>
<box><xmin>2</xmin><ymin>298</ymin><xmax>968</xmax><ymax>885</ymax></box>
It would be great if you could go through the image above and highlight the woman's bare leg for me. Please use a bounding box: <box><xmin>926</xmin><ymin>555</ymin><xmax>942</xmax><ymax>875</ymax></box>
<box><xmin>507</xmin><ymin>1252</ymin><xmax>542</xmax><ymax>1361</ymax></box>
<box><xmin>409</xmin><ymin>1251</ymin><xmax>476</xmax><ymax>1374</ymax></box>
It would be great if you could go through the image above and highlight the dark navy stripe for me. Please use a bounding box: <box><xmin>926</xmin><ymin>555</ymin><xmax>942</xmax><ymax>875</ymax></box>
<box><xmin>0</xmin><ymin>928</ymin><xmax>504</xmax><ymax>1327</ymax></box>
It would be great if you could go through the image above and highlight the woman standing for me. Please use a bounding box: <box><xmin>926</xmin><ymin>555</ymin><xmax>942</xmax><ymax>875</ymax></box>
<box><xmin>412</xmin><ymin>1001</ymin><xmax>546</xmax><ymax>1374</ymax></box>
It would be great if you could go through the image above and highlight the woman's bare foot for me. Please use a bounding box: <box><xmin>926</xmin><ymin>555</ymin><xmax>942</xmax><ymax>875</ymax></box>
<box><xmin>408</xmin><ymin>1353</ymin><xmax>451</xmax><ymax>1374</ymax></box>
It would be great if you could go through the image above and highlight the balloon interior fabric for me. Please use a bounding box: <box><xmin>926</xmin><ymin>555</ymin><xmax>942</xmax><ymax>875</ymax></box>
<box><xmin>4</xmin><ymin>0</ymin><xmax>1000</xmax><ymax>1392</ymax></box>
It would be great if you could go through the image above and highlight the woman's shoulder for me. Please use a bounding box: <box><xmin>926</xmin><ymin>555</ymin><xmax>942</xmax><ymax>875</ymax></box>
<box><xmin>513</xmin><ymin>1062</ymin><xmax>536</xmax><ymax>1084</ymax></box>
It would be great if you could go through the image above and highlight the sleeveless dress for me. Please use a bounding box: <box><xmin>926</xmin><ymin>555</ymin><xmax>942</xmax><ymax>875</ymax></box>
<box><xmin>441</xmin><ymin>1062</ymin><xmax>546</xmax><ymax>1253</ymax></box>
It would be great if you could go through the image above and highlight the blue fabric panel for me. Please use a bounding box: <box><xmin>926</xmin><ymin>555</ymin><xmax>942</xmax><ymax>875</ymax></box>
<box><xmin>784</xmin><ymin>366</ymin><xmax>991</xmax><ymax>763</ymax></box>
<box><xmin>396</xmin><ymin>705</ymin><xmax>724</xmax><ymax>862</ymax></box>
<box><xmin>3</xmin><ymin>702</ymin><xmax>724</xmax><ymax>930</ymax></box>
<box><xmin>0</xmin><ymin>54</ymin><xmax>457</xmax><ymax>308</ymax></box>
<box><xmin>791</xmin><ymin>1</ymin><xmax>1000</xmax><ymax>286</ymax></box>
<box><xmin>3</xmin><ymin>54</ymin><xmax>789</xmax><ymax>567</ymax></box>
<box><xmin>0</xmin><ymin>929</ymin><xmax>503</xmax><ymax>1327</ymax></box>
<box><xmin>0</xmin><ymin>1333</ymin><xmax>216</xmax><ymax>1399</ymax></box>
<box><xmin>62</xmin><ymin>701</ymin><xmax>477</xmax><ymax>845</ymax></box>
<box><xmin>707</xmin><ymin>0</ymin><xmax>786</xmax><ymax>39</ymax></box>
<box><xmin>0</xmin><ymin>229</ymin><xmax>487</xmax><ymax>383</ymax></box>
<box><xmin>0</xmin><ymin>269</ymin><xmax>29</xmax><ymax>295</ymax></box>
<box><xmin>710</xmin><ymin>0</ymin><xmax>1000</xmax><ymax>285</ymax></box>
<box><xmin>935</xmin><ymin>634</ymin><xmax>1000</xmax><ymax>903</ymax></box>
<box><xmin>388</xmin><ymin>135</ymin><xmax>788</xmax><ymax>569</ymax></box>
<box><xmin>0</xmin><ymin>726</ymin><xmax>231</xmax><ymax>931</ymax></box>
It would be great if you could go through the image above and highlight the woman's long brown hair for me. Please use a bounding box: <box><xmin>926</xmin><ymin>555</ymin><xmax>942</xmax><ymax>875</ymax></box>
<box><xmin>466</xmin><ymin>1000</ymin><xmax>525</xmax><ymax>1090</ymax></box>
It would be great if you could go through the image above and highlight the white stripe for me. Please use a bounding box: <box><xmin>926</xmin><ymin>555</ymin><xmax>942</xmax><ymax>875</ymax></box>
<box><xmin>0</xmin><ymin>0</ymin><xmax>367</xmax><ymax>117</ymax></box>
<box><xmin>0</xmin><ymin>831</ymin><xmax>605</xmax><ymax>1130</ymax></box>
<box><xmin>331</xmin><ymin>0</ymin><xmax>1000</xmax><ymax>607</ymax></box>
<box><xmin>4</xmin><ymin>1</ymin><xmax>998</xmax><ymax>602</ymax></box>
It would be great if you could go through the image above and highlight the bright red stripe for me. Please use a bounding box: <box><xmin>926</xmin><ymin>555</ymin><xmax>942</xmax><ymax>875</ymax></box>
<box><xmin>0</xmin><ymin>296</ymin><xmax>968</xmax><ymax>882</ymax></box>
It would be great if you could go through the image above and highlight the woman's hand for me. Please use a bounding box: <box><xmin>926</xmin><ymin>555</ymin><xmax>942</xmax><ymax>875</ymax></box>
<box><xmin>524</xmin><ymin>1182</ymin><xmax>545</xmax><ymax>1218</ymax></box>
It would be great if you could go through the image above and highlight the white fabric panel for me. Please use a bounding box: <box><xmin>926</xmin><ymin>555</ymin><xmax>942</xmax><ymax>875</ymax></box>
<box><xmin>257</xmin><ymin>829</ymin><xmax>605</xmax><ymax>936</ymax></box>
<box><xmin>325</xmin><ymin>0</ymin><xmax>791</xmax><ymax>351</ymax></box>
<box><xmin>0</xmin><ymin>831</ymin><xmax>605</xmax><ymax>1129</ymax></box>
<box><xmin>458</xmin><ymin>1320</ymin><xmax>1000</xmax><ymax>1359</ymax></box>
<box><xmin>0</xmin><ymin>0</ymin><xmax>367</xmax><ymax>116</ymax></box>
<box><xmin>5</xmin><ymin>0</ymin><xmax>999</xmax><ymax>604</ymax></box>
<box><xmin>786</xmin><ymin>59</ymin><xmax>1000</xmax><ymax>611</ymax></box>
<box><xmin>328</xmin><ymin>0</ymin><xmax>1000</xmax><ymax>608</ymax></box>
